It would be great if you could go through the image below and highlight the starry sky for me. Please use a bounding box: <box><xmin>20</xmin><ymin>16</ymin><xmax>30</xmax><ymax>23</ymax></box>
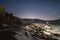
<box><xmin>0</xmin><ymin>0</ymin><xmax>60</xmax><ymax>20</ymax></box>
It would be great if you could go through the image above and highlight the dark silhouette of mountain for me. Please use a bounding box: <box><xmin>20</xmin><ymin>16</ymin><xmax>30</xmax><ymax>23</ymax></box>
<box><xmin>19</xmin><ymin>18</ymin><xmax>60</xmax><ymax>25</ymax></box>
<box><xmin>48</xmin><ymin>19</ymin><xmax>60</xmax><ymax>25</ymax></box>
<box><xmin>20</xmin><ymin>18</ymin><xmax>46</xmax><ymax>24</ymax></box>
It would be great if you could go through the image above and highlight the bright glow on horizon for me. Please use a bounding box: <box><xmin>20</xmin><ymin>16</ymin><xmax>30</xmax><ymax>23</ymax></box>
<box><xmin>2</xmin><ymin>0</ymin><xmax>60</xmax><ymax>20</ymax></box>
<box><xmin>18</xmin><ymin>12</ymin><xmax>59</xmax><ymax>20</ymax></box>
<box><xmin>18</xmin><ymin>13</ymin><xmax>51</xmax><ymax>20</ymax></box>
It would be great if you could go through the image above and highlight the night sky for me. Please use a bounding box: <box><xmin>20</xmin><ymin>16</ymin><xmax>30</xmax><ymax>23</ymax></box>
<box><xmin>0</xmin><ymin>0</ymin><xmax>60</xmax><ymax>20</ymax></box>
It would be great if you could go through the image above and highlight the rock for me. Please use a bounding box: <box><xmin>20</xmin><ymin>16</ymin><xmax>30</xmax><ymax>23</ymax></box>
<box><xmin>0</xmin><ymin>29</ymin><xmax>17</xmax><ymax>40</ymax></box>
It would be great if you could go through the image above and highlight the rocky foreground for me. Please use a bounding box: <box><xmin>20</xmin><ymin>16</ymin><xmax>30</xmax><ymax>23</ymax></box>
<box><xmin>0</xmin><ymin>23</ymin><xmax>59</xmax><ymax>40</ymax></box>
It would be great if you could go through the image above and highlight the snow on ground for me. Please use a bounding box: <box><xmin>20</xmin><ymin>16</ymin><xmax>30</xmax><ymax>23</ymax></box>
<box><xmin>15</xmin><ymin>25</ymin><xmax>60</xmax><ymax>40</ymax></box>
